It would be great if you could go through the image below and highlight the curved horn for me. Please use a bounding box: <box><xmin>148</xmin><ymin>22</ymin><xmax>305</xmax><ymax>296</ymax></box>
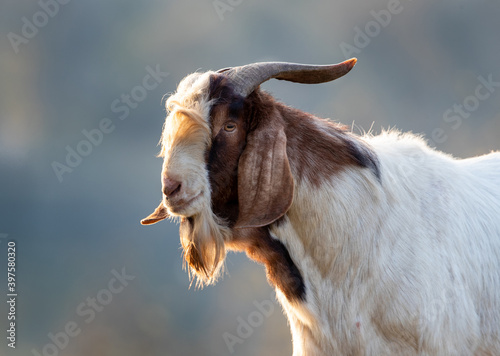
<box><xmin>218</xmin><ymin>58</ymin><xmax>357</xmax><ymax>97</ymax></box>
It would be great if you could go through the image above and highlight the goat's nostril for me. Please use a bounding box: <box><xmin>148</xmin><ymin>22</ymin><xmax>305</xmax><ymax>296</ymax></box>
<box><xmin>163</xmin><ymin>178</ymin><xmax>182</xmax><ymax>197</ymax></box>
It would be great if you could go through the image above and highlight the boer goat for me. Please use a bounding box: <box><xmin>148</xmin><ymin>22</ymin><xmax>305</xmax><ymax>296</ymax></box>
<box><xmin>141</xmin><ymin>58</ymin><xmax>500</xmax><ymax>355</ymax></box>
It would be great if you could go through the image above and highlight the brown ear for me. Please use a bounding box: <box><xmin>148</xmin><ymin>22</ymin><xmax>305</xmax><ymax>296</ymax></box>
<box><xmin>235</xmin><ymin>122</ymin><xmax>294</xmax><ymax>228</ymax></box>
<box><xmin>141</xmin><ymin>202</ymin><xmax>169</xmax><ymax>225</ymax></box>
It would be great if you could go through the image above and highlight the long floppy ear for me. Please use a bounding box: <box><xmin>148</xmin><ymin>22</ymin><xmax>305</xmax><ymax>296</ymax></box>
<box><xmin>141</xmin><ymin>202</ymin><xmax>169</xmax><ymax>225</ymax></box>
<box><xmin>235</xmin><ymin>121</ymin><xmax>294</xmax><ymax>228</ymax></box>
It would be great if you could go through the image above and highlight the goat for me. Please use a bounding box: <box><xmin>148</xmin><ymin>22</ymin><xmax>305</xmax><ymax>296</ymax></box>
<box><xmin>141</xmin><ymin>58</ymin><xmax>500</xmax><ymax>355</ymax></box>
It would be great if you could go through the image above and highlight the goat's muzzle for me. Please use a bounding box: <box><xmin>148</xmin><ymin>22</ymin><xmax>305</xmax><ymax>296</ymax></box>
<box><xmin>161</xmin><ymin>175</ymin><xmax>204</xmax><ymax>216</ymax></box>
<box><xmin>163</xmin><ymin>177</ymin><xmax>182</xmax><ymax>198</ymax></box>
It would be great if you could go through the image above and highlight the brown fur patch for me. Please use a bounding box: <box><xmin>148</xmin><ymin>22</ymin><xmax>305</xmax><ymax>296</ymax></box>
<box><xmin>248</xmin><ymin>90</ymin><xmax>379</xmax><ymax>186</ymax></box>
<box><xmin>205</xmin><ymin>82</ymin><xmax>248</xmax><ymax>224</ymax></box>
<box><xmin>202</xmin><ymin>76</ymin><xmax>304</xmax><ymax>299</ymax></box>
<box><xmin>227</xmin><ymin>227</ymin><xmax>306</xmax><ymax>302</ymax></box>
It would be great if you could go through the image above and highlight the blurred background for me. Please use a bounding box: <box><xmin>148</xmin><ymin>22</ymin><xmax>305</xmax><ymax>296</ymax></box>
<box><xmin>1</xmin><ymin>0</ymin><xmax>499</xmax><ymax>355</ymax></box>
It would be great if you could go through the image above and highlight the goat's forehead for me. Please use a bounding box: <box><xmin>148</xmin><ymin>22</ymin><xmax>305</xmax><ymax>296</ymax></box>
<box><xmin>160</xmin><ymin>71</ymin><xmax>218</xmax><ymax>157</ymax></box>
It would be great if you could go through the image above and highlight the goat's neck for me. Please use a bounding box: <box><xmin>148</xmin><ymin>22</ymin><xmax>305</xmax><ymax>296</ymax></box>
<box><xmin>272</xmin><ymin>102</ymin><xmax>382</xmax><ymax>282</ymax></box>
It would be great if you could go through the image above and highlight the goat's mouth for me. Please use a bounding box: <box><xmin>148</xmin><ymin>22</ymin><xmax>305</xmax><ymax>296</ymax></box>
<box><xmin>164</xmin><ymin>191</ymin><xmax>203</xmax><ymax>215</ymax></box>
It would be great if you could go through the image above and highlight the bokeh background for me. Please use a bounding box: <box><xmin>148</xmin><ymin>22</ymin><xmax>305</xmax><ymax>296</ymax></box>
<box><xmin>1</xmin><ymin>0</ymin><xmax>499</xmax><ymax>355</ymax></box>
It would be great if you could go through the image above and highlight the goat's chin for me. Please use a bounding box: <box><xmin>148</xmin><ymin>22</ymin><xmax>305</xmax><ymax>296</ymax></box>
<box><xmin>164</xmin><ymin>192</ymin><xmax>204</xmax><ymax>217</ymax></box>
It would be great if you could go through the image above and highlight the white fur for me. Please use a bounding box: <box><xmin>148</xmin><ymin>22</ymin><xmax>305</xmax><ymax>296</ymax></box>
<box><xmin>160</xmin><ymin>71</ymin><xmax>214</xmax><ymax>218</ymax></box>
<box><xmin>272</xmin><ymin>131</ymin><xmax>500</xmax><ymax>355</ymax></box>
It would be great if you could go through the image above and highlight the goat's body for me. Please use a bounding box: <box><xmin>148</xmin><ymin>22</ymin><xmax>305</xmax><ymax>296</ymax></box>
<box><xmin>144</xmin><ymin>61</ymin><xmax>500</xmax><ymax>356</ymax></box>
<box><xmin>272</xmin><ymin>124</ymin><xmax>500</xmax><ymax>355</ymax></box>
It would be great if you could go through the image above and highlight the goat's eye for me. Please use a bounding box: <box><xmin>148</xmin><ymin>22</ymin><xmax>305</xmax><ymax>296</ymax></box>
<box><xmin>224</xmin><ymin>122</ymin><xmax>237</xmax><ymax>132</ymax></box>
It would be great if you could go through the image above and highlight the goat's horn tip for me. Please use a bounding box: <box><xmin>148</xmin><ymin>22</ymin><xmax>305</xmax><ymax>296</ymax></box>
<box><xmin>347</xmin><ymin>58</ymin><xmax>357</xmax><ymax>67</ymax></box>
